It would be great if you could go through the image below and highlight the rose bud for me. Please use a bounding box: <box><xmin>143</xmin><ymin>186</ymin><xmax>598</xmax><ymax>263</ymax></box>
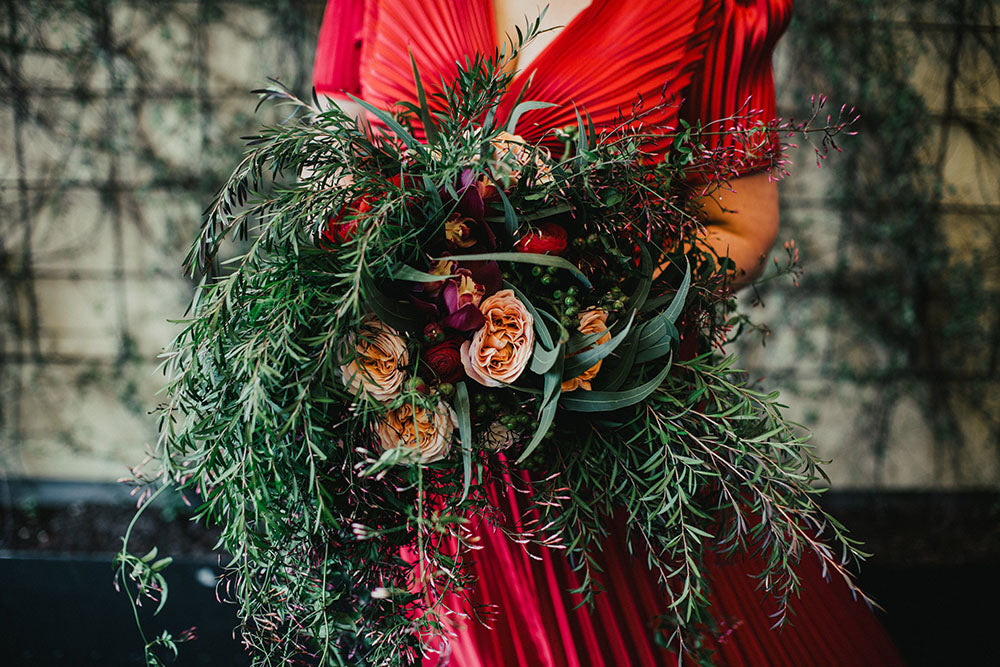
<box><xmin>515</xmin><ymin>222</ymin><xmax>568</xmax><ymax>256</ymax></box>
<box><xmin>423</xmin><ymin>322</ymin><xmax>445</xmax><ymax>343</ymax></box>
<box><xmin>422</xmin><ymin>338</ymin><xmax>465</xmax><ymax>384</ymax></box>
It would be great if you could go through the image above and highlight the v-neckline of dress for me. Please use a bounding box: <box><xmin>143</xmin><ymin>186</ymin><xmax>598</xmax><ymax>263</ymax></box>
<box><xmin>490</xmin><ymin>0</ymin><xmax>600</xmax><ymax>92</ymax></box>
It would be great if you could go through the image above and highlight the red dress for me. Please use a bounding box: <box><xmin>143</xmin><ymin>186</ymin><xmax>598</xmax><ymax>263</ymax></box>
<box><xmin>313</xmin><ymin>2</ymin><xmax>906</xmax><ymax>665</ymax></box>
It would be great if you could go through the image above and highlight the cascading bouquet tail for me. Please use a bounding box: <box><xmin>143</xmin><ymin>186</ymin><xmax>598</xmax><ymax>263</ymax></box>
<box><xmin>117</xmin><ymin>21</ymin><xmax>865</xmax><ymax>667</ymax></box>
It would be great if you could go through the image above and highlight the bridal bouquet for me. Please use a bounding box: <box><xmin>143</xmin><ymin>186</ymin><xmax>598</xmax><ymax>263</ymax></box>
<box><xmin>118</xmin><ymin>23</ymin><xmax>863</xmax><ymax>667</ymax></box>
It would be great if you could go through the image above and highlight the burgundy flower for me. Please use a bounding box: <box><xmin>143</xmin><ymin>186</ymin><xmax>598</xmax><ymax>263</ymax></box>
<box><xmin>515</xmin><ymin>222</ymin><xmax>568</xmax><ymax>255</ymax></box>
<box><xmin>445</xmin><ymin>214</ymin><xmax>478</xmax><ymax>249</ymax></box>
<box><xmin>422</xmin><ymin>338</ymin><xmax>465</xmax><ymax>384</ymax></box>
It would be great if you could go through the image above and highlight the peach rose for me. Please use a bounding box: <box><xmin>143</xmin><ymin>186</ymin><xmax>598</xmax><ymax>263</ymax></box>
<box><xmin>340</xmin><ymin>315</ymin><xmax>409</xmax><ymax>402</ymax></box>
<box><xmin>376</xmin><ymin>400</ymin><xmax>456</xmax><ymax>463</ymax></box>
<box><xmin>490</xmin><ymin>131</ymin><xmax>554</xmax><ymax>185</ymax></box>
<box><xmin>561</xmin><ymin>308</ymin><xmax>611</xmax><ymax>392</ymax></box>
<box><xmin>460</xmin><ymin>289</ymin><xmax>534</xmax><ymax>387</ymax></box>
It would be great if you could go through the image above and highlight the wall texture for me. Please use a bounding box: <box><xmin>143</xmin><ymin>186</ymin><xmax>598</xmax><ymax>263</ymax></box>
<box><xmin>1</xmin><ymin>1</ymin><xmax>998</xmax><ymax>488</ymax></box>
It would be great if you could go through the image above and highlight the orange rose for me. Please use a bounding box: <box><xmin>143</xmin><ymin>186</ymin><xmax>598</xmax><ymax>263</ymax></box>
<box><xmin>460</xmin><ymin>289</ymin><xmax>534</xmax><ymax>387</ymax></box>
<box><xmin>376</xmin><ymin>400</ymin><xmax>456</xmax><ymax>463</ymax></box>
<box><xmin>561</xmin><ymin>308</ymin><xmax>611</xmax><ymax>392</ymax></box>
<box><xmin>340</xmin><ymin>315</ymin><xmax>409</xmax><ymax>402</ymax></box>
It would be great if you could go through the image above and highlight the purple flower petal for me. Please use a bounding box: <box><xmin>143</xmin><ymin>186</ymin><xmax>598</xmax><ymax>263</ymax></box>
<box><xmin>443</xmin><ymin>304</ymin><xmax>485</xmax><ymax>331</ymax></box>
<box><xmin>468</xmin><ymin>260</ymin><xmax>503</xmax><ymax>295</ymax></box>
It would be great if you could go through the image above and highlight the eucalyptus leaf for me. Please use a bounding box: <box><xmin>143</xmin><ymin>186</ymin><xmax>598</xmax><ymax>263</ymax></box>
<box><xmin>562</xmin><ymin>310</ymin><xmax>636</xmax><ymax>379</ymax></box>
<box><xmin>560</xmin><ymin>361</ymin><xmax>671</xmax><ymax>412</ymax></box>
<box><xmin>516</xmin><ymin>355</ymin><xmax>563</xmax><ymax>463</ymax></box>
<box><xmin>530</xmin><ymin>340</ymin><xmax>562</xmax><ymax>375</ymax></box>
<box><xmin>594</xmin><ymin>326</ymin><xmax>640</xmax><ymax>391</ymax></box>
<box><xmin>455</xmin><ymin>382</ymin><xmax>473</xmax><ymax>502</ymax></box>
<box><xmin>494</xmin><ymin>185</ymin><xmax>519</xmax><ymax>236</ymax></box>
<box><xmin>635</xmin><ymin>261</ymin><xmax>691</xmax><ymax>360</ymax></box>
<box><xmin>625</xmin><ymin>245</ymin><xmax>653</xmax><ymax>313</ymax></box>
<box><xmin>362</xmin><ymin>278</ymin><xmax>424</xmax><ymax>331</ymax></box>
<box><xmin>505</xmin><ymin>281</ymin><xmax>554</xmax><ymax>350</ymax></box>
<box><xmin>390</xmin><ymin>264</ymin><xmax>455</xmax><ymax>283</ymax></box>
<box><xmin>506</xmin><ymin>101</ymin><xmax>558</xmax><ymax>134</ymax></box>
<box><xmin>440</xmin><ymin>252</ymin><xmax>592</xmax><ymax>288</ymax></box>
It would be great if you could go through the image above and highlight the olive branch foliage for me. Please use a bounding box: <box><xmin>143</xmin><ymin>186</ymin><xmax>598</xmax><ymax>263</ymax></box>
<box><xmin>117</xmin><ymin>15</ymin><xmax>867</xmax><ymax>667</ymax></box>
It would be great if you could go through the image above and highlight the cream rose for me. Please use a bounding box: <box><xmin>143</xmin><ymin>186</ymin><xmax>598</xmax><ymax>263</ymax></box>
<box><xmin>481</xmin><ymin>421</ymin><xmax>515</xmax><ymax>450</ymax></box>
<box><xmin>561</xmin><ymin>308</ymin><xmax>611</xmax><ymax>392</ymax></box>
<box><xmin>460</xmin><ymin>289</ymin><xmax>534</xmax><ymax>387</ymax></box>
<box><xmin>340</xmin><ymin>315</ymin><xmax>409</xmax><ymax>402</ymax></box>
<box><xmin>376</xmin><ymin>400</ymin><xmax>456</xmax><ymax>463</ymax></box>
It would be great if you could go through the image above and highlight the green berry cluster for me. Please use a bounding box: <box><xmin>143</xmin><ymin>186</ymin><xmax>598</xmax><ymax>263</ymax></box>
<box><xmin>552</xmin><ymin>285</ymin><xmax>581</xmax><ymax>329</ymax></box>
<box><xmin>599</xmin><ymin>285</ymin><xmax>627</xmax><ymax>314</ymax></box>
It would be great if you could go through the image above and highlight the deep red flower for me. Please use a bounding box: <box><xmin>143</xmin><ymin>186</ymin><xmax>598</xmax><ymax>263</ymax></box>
<box><xmin>422</xmin><ymin>338</ymin><xmax>465</xmax><ymax>384</ymax></box>
<box><xmin>322</xmin><ymin>196</ymin><xmax>374</xmax><ymax>244</ymax></box>
<box><xmin>515</xmin><ymin>222</ymin><xmax>568</xmax><ymax>255</ymax></box>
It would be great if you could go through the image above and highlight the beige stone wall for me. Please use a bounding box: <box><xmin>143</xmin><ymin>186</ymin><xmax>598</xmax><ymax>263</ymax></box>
<box><xmin>743</xmin><ymin>6</ymin><xmax>1000</xmax><ymax>488</ymax></box>
<box><xmin>1</xmin><ymin>1</ymin><xmax>324</xmax><ymax>481</ymax></box>
<box><xmin>1</xmin><ymin>2</ymin><xmax>997</xmax><ymax>488</ymax></box>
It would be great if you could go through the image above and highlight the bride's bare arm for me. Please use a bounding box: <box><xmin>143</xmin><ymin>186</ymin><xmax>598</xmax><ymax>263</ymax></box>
<box><xmin>691</xmin><ymin>170</ymin><xmax>779</xmax><ymax>290</ymax></box>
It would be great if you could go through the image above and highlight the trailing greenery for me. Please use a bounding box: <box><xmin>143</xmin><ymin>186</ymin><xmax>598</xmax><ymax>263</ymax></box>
<box><xmin>117</xmin><ymin>18</ymin><xmax>867</xmax><ymax>667</ymax></box>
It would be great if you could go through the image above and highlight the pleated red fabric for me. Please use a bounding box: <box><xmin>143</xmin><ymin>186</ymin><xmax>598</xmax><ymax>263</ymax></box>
<box><xmin>313</xmin><ymin>2</ymin><xmax>907</xmax><ymax>665</ymax></box>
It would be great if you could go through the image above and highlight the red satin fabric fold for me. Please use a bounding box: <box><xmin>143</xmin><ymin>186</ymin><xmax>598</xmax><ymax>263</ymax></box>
<box><xmin>313</xmin><ymin>0</ymin><xmax>790</xmax><ymax>175</ymax></box>
<box><xmin>435</xmin><ymin>476</ymin><xmax>905</xmax><ymax>667</ymax></box>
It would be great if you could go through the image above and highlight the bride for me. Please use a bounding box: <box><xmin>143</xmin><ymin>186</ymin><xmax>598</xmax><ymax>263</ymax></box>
<box><xmin>312</xmin><ymin>1</ymin><xmax>904</xmax><ymax>664</ymax></box>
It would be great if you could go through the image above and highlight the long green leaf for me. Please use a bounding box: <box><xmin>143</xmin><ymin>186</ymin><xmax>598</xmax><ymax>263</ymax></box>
<box><xmin>626</xmin><ymin>245</ymin><xmax>653</xmax><ymax>313</ymax></box>
<box><xmin>634</xmin><ymin>261</ymin><xmax>691</xmax><ymax>361</ymax></box>
<box><xmin>390</xmin><ymin>264</ymin><xmax>455</xmax><ymax>283</ymax></box>
<box><xmin>484</xmin><ymin>203</ymin><xmax>573</xmax><ymax>225</ymax></box>
<box><xmin>566</xmin><ymin>327</ymin><xmax>611</xmax><ymax>354</ymax></box>
<box><xmin>530</xmin><ymin>340</ymin><xmax>562</xmax><ymax>375</ymax></box>
<box><xmin>455</xmin><ymin>382</ymin><xmax>473</xmax><ymax>502</ymax></box>
<box><xmin>348</xmin><ymin>95</ymin><xmax>428</xmax><ymax>158</ymax></box>
<box><xmin>409</xmin><ymin>51</ymin><xmax>438</xmax><ymax>145</ymax></box>
<box><xmin>632</xmin><ymin>324</ymin><xmax>678</xmax><ymax>364</ymax></box>
<box><xmin>439</xmin><ymin>252</ymin><xmax>592</xmax><ymax>288</ymax></box>
<box><xmin>595</xmin><ymin>327</ymin><xmax>639</xmax><ymax>391</ymax></box>
<box><xmin>562</xmin><ymin>310</ymin><xmax>636</xmax><ymax>379</ymax></box>
<box><xmin>363</xmin><ymin>278</ymin><xmax>424</xmax><ymax>331</ymax></box>
<box><xmin>506</xmin><ymin>101</ymin><xmax>558</xmax><ymax>134</ymax></box>
<box><xmin>516</xmin><ymin>356</ymin><xmax>562</xmax><ymax>463</ymax></box>
<box><xmin>494</xmin><ymin>185</ymin><xmax>519</xmax><ymax>237</ymax></box>
<box><xmin>504</xmin><ymin>281</ymin><xmax>554</xmax><ymax>350</ymax></box>
<box><xmin>663</xmin><ymin>259</ymin><xmax>692</xmax><ymax>324</ymax></box>
<box><xmin>559</xmin><ymin>361</ymin><xmax>671</xmax><ymax>412</ymax></box>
